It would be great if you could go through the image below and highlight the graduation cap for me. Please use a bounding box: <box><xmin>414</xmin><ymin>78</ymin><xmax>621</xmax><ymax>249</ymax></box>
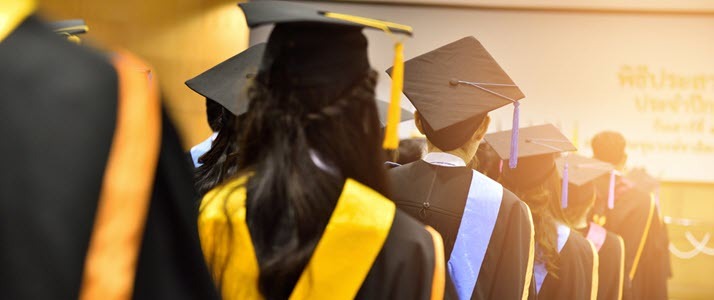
<box><xmin>625</xmin><ymin>167</ymin><xmax>660</xmax><ymax>209</ymax></box>
<box><xmin>486</xmin><ymin>124</ymin><xmax>576</xmax><ymax>203</ymax></box>
<box><xmin>625</xmin><ymin>168</ymin><xmax>659</xmax><ymax>193</ymax></box>
<box><xmin>186</xmin><ymin>42</ymin><xmax>410</xmax><ymax>124</ymax></box>
<box><xmin>238</xmin><ymin>0</ymin><xmax>412</xmax><ymax>150</ymax></box>
<box><xmin>388</xmin><ymin>36</ymin><xmax>524</xmax><ymax>159</ymax></box>
<box><xmin>556</xmin><ymin>154</ymin><xmax>616</xmax><ymax>210</ymax></box>
<box><xmin>185</xmin><ymin>43</ymin><xmax>265</xmax><ymax>116</ymax></box>
<box><xmin>48</xmin><ymin>19</ymin><xmax>88</xmax><ymax>44</ymax></box>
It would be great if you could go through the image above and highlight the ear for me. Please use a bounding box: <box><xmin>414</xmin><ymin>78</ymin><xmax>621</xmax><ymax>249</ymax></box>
<box><xmin>414</xmin><ymin>111</ymin><xmax>426</xmax><ymax>135</ymax></box>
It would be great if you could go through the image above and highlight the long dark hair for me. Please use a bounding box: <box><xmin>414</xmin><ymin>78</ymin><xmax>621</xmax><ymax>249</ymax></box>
<box><xmin>193</xmin><ymin>105</ymin><xmax>244</xmax><ymax>196</ymax></box>
<box><xmin>503</xmin><ymin>169</ymin><xmax>566</xmax><ymax>276</ymax></box>
<box><xmin>202</xmin><ymin>67</ymin><xmax>389</xmax><ymax>299</ymax></box>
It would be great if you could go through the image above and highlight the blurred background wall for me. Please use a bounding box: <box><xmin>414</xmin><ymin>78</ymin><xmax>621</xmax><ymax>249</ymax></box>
<box><xmin>38</xmin><ymin>0</ymin><xmax>249</xmax><ymax>149</ymax></box>
<box><xmin>36</xmin><ymin>1</ymin><xmax>713</xmax><ymax>298</ymax></box>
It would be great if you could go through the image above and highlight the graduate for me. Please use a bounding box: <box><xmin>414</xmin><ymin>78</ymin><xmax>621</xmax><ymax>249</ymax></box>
<box><xmin>590</xmin><ymin>131</ymin><xmax>670</xmax><ymax>300</ymax></box>
<box><xmin>486</xmin><ymin>124</ymin><xmax>598</xmax><ymax>300</ymax></box>
<box><xmin>0</xmin><ymin>1</ymin><xmax>218</xmax><ymax>299</ymax></box>
<box><xmin>197</xmin><ymin>1</ymin><xmax>446</xmax><ymax>299</ymax></box>
<box><xmin>387</xmin><ymin>36</ymin><xmax>535</xmax><ymax>300</ymax></box>
<box><xmin>557</xmin><ymin>154</ymin><xmax>626</xmax><ymax>300</ymax></box>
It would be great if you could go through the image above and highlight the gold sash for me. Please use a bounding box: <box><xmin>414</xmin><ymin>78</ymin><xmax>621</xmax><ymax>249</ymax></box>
<box><xmin>80</xmin><ymin>52</ymin><xmax>161</xmax><ymax>300</ymax></box>
<box><xmin>0</xmin><ymin>0</ymin><xmax>35</xmax><ymax>42</ymax></box>
<box><xmin>199</xmin><ymin>177</ymin><xmax>397</xmax><ymax>299</ymax></box>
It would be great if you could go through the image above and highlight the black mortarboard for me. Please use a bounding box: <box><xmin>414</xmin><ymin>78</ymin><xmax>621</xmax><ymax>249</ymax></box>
<box><xmin>389</xmin><ymin>36</ymin><xmax>525</xmax><ymax>156</ymax></box>
<box><xmin>185</xmin><ymin>43</ymin><xmax>265</xmax><ymax>116</ymax></box>
<box><xmin>48</xmin><ymin>19</ymin><xmax>88</xmax><ymax>44</ymax></box>
<box><xmin>239</xmin><ymin>0</ymin><xmax>413</xmax><ymax>150</ymax></box>
<box><xmin>556</xmin><ymin>154</ymin><xmax>615</xmax><ymax>209</ymax></box>
<box><xmin>625</xmin><ymin>168</ymin><xmax>660</xmax><ymax>193</ymax></box>
<box><xmin>486</xmin><ymin>124</ymin><xmax>576</xmax><ymax>193</ymax></box>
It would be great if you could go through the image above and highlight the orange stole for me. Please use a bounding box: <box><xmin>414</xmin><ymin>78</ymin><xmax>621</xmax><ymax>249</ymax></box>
<box><xmin>79</xmin><ymin>51</ymin><xmax>161</xmax><ymax>300</ymax></box>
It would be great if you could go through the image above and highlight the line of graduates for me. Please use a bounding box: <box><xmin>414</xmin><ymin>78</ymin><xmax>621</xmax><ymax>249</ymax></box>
<box><xmin>1</xmin><ymin>0</ymin><xmax>670</xmax><ymax>299</ymax></box>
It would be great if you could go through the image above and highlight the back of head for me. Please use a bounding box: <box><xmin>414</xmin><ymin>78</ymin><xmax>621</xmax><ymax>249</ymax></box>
<box><xmin>396</xmin><ymin>138</ymin><xmax>426</xmax><ymax>165</ymax></box>
<box><xmin>193</xmin><ymin>111</ymin><xmax>243</xmax><ymax>196</ymax></box>
<box><xmin>223</xmin><ymin>23</ymin><xmax>388</xmax><ymax>299</ymax></box>
<box><xmin>474</xmin><ymin>141</ymin><xmax>502</xmax><ymax>180</ymax></box>
<box><xmin>591</xmin><ymin>131</ymin><xmax>626</xmax><ymax>165</ymax></box>
<box><xmin>562</xmin><ymin>182</ymin><xmax>597</xmax><ymax>227</ymax></box>
<box><xmin>501</xmin><ymin>156</ymin><xmax>566</xmax><ymax>276</ymax></box>
<box><xmin>205</xmin><ymin>98</ymin><xmax>225</xmax><ymax>132</ymax></box>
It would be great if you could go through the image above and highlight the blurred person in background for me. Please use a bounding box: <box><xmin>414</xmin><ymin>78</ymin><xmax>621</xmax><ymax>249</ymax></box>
<box><xmin>489</xmin><ymin>124</ymin><xmax>599</xmax><ymax>300</ymax></box>
<box><xmin>0</xmin><ymin>1</ymin><xmax>218</xmax><ymax>299</ymax></box>
<box><xmin>591</xmin><ymin>131</ymin><xmax>670</xmax><ymax>299</ymax></box>
<box><xmin>558</xmin><ymin>155</ymin><xmax>627</xmax><ymax>300</ymax></box>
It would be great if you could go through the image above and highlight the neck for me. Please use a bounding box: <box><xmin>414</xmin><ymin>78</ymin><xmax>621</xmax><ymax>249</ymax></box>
<box><xmin>426</xmin><ymin>141</ymin><xmax>479</xmax><ymax>165</ymax></box>
<box><xmin>572</xmin><ymin>213</ymin><xmax>589</xmax><ymax>229</ymax></box>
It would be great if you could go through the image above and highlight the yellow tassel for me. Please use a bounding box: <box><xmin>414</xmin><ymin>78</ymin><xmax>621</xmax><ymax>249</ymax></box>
<box><xmin>67</xmin><ymin>35</ymin><xmax>81</xmax><ymax>44</ymax></box>
<box><xmin>383</xmin><ymin>42</ymin><xmax>403</xmax><ymax>150</ymax></box>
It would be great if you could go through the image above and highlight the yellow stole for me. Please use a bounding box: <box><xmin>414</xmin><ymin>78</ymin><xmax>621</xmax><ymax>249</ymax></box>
<box><xmin>199</xmin><ymin>177</ymin><xmax>397</xmax><ymax>299</ymax></box>
<box><xmin>0</xmin><ymin>0</ymin><xmax>35</xmax><ymax>42</ymax></box>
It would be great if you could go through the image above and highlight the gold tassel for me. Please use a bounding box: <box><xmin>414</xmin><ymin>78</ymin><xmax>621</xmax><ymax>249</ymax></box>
<box><xmin>383</xmin><ymin>41</ymin><xmax>403</xmax><ymax>150</ymax></box>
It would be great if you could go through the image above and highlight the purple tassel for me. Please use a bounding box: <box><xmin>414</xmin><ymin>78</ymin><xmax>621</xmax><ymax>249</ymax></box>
<box><xmin>608</xmin><ymin>170</ymin><xmax>616</xmax><ymax>209</ymax></box>
<box><xmin>509</xmin><ymin>101</ymin><xmax>520</xmax><ymax>169</ymax></box>
<box><xmin>561</xmin><ymin>160</ymin><xmax>569</xmax><ymax>208</ymax></box>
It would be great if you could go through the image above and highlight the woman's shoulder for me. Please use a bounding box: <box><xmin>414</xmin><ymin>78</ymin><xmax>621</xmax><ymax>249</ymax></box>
<box><xmin>565</xmin><ymin>230</ymin><xmax>596</xmax><ymax>257</ymax></box>
<box><xmin>199</xmin><ymin>176</ymin><xmax>249</xmax><ymax>220</ymax></box>
<box><xmin>561</xmin><ymin>229</ymin><xmax>597</xmax><ymax>272</ymax></box>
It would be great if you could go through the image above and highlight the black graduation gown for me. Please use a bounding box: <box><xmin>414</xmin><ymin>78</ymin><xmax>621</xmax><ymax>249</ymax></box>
<box><xmin>0</xmin><ymin>16</ymin><xmax>219</xmax><ymax>300</ymax></box>
<box><xmin>538</xmin><ymin>232</ymin><xmax>597</xmax><ymax>300</ymax></box>
<box><xmin>389</xmin><ymin>160</ymin><xmax>534</xmax><ymax>300</ymax></box>
<box><xmin>355</xmin><ymin>210</ymin><xmax>440</xmax><ymax>299</ymax></box>
<box><xmin>579</xmin><ymin>227</ymin><xmax>626</xmax><ymax>300</ymax></box>
<box><xmin>594</xmin><ymin>178</ymin><xmax>669</xmax><ymax>300</ymax></box>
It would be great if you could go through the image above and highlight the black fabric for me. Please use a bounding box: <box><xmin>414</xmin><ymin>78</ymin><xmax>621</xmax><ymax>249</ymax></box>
<box><xmin>0</xmin><ymin>16</ymin><xmax>117</xmax><ymax>300</ymax></box>
<box><xmin>0</xmin><ymin>16</ymin><xmax>219</xmax><ymax>300</ymax></box>
<box><xmin>568</xmin><ymin>182</ymin><xmax>596</xmax><ymax>208</ymax></box>
<box><xmin>576</xmin><ymin>226</ymin><xmax>627</xmax><ymax>300</ymax></box>
<box><xmin>355</xmin><ymin>210</ymin><xmax>437</xmax><ymax>299</ymax></box>
<box><xmin>593</xmin><ymin>178</ymin><xmax>669</xmax><ymax>300</ymax></box>
<box><xmin>389</xmin><ymin>160</ymin><xmax>534</xmax><ymax>300</ymax></box>
<box><xmin>261</xmin><ymin>22</ymin><xmax>369</xmax><ymax>97</ymax></box>
<box><xmin>538</xmin><ymin>232</ymin><xmax>596</xmax><ymax>300</ymax></box>
<box><xmin>598</xmin><ymin>231</ymin><xmax>626</xmax><ymax>300</ymax></box>
<box><xmin>421</xmin><ymin>113</ymin><xmax>485</xmax><ymax>151</ymax></box>
<box><xmin>132</xmin><ymin>111</ymin><xmax>220</xmax><ymax>300</ymax></box>
<box><xmin>239</xmin><ymin>1</ymin><xmax>412</xmax><ymax>35</ymax></box>
<box><xmin>485</xmin><ymin>124</ymin><xmax>576</xmax><ymax>162</ymax></box>
<box><xmin>502</xmin><ymin>154</ymin><xmax>557</xmax><ymax>191</ymax></box>
<box><xmin>185</xmin><ymin>44</ymin><xmax>265</xmax><ymax>116</ymax></box>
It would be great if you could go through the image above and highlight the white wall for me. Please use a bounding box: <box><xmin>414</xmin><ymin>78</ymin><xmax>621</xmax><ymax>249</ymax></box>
<box><xmin>249</xmin><ymin>1</ymin><xmax>714</xmax><ymax>182</ymax></box>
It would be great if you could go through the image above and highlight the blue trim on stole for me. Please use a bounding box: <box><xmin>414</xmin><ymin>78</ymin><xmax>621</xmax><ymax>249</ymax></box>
<box><xmin>448</xmin><ymin>170</ymin><xmax>503</xmax><ymax>299</ymax></box>
<box><xmin>534</xmin><ymin>223</ymin><xmax>571</xmax><ymax>293</ymax></box>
